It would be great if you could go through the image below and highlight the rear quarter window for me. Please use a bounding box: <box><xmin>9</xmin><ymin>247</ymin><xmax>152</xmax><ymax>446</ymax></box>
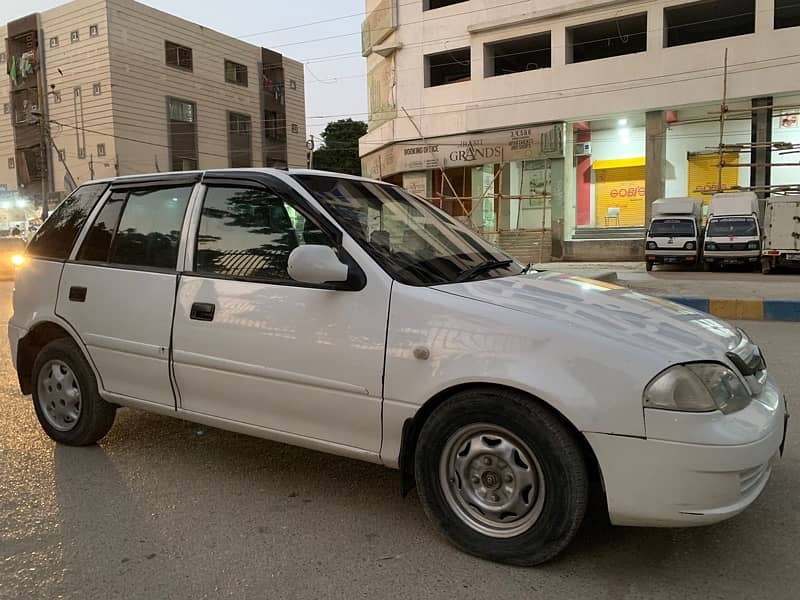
<box><xmin>27</xmin><ymin>183</ymin><xmax>109</xmax><ymax>260</ymax></box>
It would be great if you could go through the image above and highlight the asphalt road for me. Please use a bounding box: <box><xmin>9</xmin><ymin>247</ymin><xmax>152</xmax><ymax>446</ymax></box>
<box><xmin>1</xmin><ymin>279</ymin><xmax>798</xmax><ymax>600</ymax></box>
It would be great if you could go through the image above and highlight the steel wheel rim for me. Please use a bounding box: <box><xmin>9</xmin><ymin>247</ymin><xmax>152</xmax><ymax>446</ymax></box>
<box><xmin>37</xmin><ymin>360</ymin><xmax>82</xmax><ymax>432</ymax></box>
<box><xmin>439</xmin><ymin>423</ymin><xmax>546</xmax><ymax>538</ymax></box>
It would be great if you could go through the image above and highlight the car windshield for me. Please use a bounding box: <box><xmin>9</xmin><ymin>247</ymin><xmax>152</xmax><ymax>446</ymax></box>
<box><xmin>293</xmin><ymin>174</ymin><xmax>523</xmax><ymax>286</ymax></box>
<box><xmin>649</xmin><ymin>219</ymin><xmax>695</xmax><ymax>237</ymax></box>
<box><xmin>707</xmin><ymin>217</ymin><xmax>758</xmax><ymax>237</ymax></box>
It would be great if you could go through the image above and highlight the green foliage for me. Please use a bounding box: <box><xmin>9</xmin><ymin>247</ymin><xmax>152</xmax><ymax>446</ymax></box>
<box><xmin>312</xmin><ymin>119</ymin><xmax>368</xmax><ymax>176</ymax></box>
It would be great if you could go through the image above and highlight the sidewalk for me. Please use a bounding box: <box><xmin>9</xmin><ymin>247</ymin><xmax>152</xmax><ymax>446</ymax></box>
<box><xmin>536</xmin><ymin>262</ymin><xmax>800</xmax><ymax>321</ymax></box>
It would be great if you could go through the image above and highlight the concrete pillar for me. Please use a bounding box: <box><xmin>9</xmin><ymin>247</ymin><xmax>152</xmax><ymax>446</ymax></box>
<box><xmin>756</xmin><ymin>0</ymin><xmax>775</xmax><ymax>34</ymax></box>
<box><xmin>751</xmin><ymin>96</ymin><xmax>772</xmax><ymax>221</ymax></box>
<box><xmin>645</xmin><ymin>111</ymin><xmax>667</xmax><ymax>226</ymax></box>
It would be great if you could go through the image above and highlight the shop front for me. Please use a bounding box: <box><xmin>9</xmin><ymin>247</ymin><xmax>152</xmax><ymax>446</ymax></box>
<box><xmin>562</xmin><ymin>107</ymin><xmax>758</xmax><ymax>260</ymax></box>
<box><xmin>361</xmin><ymin>123</ymin><xmax>565</xmax><ymax>263</ymax></box>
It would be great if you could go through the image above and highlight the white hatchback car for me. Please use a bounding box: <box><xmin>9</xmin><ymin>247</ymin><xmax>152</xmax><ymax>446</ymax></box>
<box><xmin>9</xmin><ymin>169</ymin><xmax>787</xmax><ymax>565</ymax></box>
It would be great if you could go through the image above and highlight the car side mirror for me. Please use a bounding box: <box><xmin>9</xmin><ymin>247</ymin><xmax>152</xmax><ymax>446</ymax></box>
<box><xmin>288</xmin><ymin>245</ymin><xmax>350</xmax><ymax>286</ymax></box>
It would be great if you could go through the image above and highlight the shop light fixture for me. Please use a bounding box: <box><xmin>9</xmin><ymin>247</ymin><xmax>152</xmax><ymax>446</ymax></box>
<box><xmin>618</xmin><ymin>118</ymin><xmax>628</xmax><ymax>126</ymax></box>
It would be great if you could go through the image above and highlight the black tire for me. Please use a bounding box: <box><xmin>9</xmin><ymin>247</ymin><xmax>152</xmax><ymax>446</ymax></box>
<box><xmin>414</xmin><ymin>388</ymin><xmax>588</xmax><ymax>566</ymax></box>
<box><xmin>645</xmin><ymin>260</ymin><xmax>654</xmax><ymax>272</ymax></box>
<box><xmin>31</xmin><ymin>338</ymin><xmax>116</xmax><ymax>446</ymax></box>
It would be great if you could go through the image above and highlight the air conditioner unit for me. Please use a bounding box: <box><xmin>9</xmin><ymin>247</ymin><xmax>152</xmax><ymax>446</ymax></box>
<box><xmin>574</xmin><ymin>142</ymin><xmax>591</xmax><ymax>156</ymax></box>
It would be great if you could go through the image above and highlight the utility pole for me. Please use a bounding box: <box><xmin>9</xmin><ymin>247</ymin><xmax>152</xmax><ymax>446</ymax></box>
<box><xmin>38</xmin><ymin>87</ymin><xmax>49</xmax><ymax>220</ymax></box>
<box><xmin>89</xmin><ymin>154</ymin><xmax>95</xmax><ymax>180</ymax></box>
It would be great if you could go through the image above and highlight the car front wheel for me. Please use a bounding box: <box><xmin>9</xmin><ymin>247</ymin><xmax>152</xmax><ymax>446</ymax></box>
<box><xmin>414</xmin><ymin>388</ymin><xmax>589</xmax><ymax>566</ymax></box>
<box><xmin>32</xmin><ymin>338</ymin><xmax>117</xmax><ymax>446</ymax></box>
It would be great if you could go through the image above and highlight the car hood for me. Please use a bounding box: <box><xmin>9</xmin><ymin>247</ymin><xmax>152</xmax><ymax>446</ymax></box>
<box><xmin>434</xmin><ymin>271</ymin><xmax>742</xmax><ymax>364</ymax></box>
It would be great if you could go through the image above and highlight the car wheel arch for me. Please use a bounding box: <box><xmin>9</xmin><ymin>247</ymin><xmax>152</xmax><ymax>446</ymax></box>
<box><xmin>397</xmin><ymin>382</ymin><xmax>606</xmax><ymax>503</ymax></box>
<box><xmin>17</xmin><ymin>320</ymin><xmax>98</xmax><ymax>395</ymax></box>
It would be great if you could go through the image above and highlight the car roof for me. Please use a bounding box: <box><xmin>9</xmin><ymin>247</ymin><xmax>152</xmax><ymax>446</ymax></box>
<box><xmin>85</xmin><ymin>168</ymin><xmax>382</xmax><ymax>187</ymax></box>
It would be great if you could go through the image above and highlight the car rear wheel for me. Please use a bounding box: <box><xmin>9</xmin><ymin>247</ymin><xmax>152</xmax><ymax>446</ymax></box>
<box><xmin>32</xmin><ymin>338</ymin><xmax>116</xmax><ymax>446</ymax></box>
<box><xmin>414</xmin><ymin>388</ymin><xmax>588</xmax><ymax>566</ymax></box>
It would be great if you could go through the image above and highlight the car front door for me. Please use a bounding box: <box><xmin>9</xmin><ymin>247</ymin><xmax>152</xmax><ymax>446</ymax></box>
<box><xmin>56</xmin><ymin>177</ymin><xmax>199</xmax><ymax>408</ymax></box>
<box><xmin>171</xmin><ymin>174</ymin><xmax>390</xmax><ymax>455</ymax></box>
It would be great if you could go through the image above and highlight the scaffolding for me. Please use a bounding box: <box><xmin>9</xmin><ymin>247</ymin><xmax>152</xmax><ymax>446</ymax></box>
<box><xmin>707</xmin><ymin>49</ymin><xmax>800</xmax><ymax>199</ymax></box>
<box><xmin>401</xmin><ymin>107</ymin><xmax>553</xmax><ymax>263</ymax></box>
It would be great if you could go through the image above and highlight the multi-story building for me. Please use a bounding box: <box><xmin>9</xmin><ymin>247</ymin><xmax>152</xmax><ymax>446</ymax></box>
<box><xmin>359</xmin><ymin>0</ymin><xmax>800</xmax><ymax>261</ymax></box>
<box><xmin>1</xmin><ymin>0</ymin><xmax>306</xmax><ymax>205</ymax></box>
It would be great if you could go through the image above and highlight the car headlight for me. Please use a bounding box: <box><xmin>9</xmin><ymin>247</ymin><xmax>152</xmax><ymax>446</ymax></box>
<box><xmin>646</xmin><ymin>241</ymin><xmax>657</xmax><ymax>250</ymax></box>
<box><xmin>11</xmin><ymin>254</ymin><xmax>25</xmax><ymax>267</ymax></box>
<box><xmin>705</xmin><ymin>242</ymin><xmax>717</xmax><ymax>251</ymax></box>
<box><xmin>747</xmin><ymin>241</ymin><xmax>760</xmax><ymax>250</ymax></box>
<box><xmin>684</xmin><ymin>241</ymin><xmax>696</xmax><ymax>250</ymax></box>
<box><xmin>643</xmin><ymin>363</ymin><xmax>752</xmax><ymax>414</ymax></box>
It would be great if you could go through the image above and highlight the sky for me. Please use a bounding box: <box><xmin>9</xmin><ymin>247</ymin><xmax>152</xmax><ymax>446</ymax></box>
<box><xmin>0</xmin><ymin>0</ymin><xmax>369</xmax><ymax>140</ymax></box>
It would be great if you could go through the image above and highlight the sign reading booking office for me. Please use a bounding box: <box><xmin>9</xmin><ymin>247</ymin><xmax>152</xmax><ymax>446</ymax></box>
<box><xmin>362</xmin><ymin>123</ymin><xmax>565</xmax><ymax>179</ymax></box>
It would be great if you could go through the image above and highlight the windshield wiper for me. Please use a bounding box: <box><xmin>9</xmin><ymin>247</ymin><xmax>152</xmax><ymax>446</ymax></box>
<box><xmin>454</xmin><ymin>259</ymin><xmax>514</xmax><ymax>283</ymax></box>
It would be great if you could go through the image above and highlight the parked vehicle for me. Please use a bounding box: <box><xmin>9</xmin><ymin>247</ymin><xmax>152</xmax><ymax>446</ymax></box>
<box><xmin>0</xmin><ymin>236</ymin><xmax>27</xmax><ymax>277</ymax></box>
<box><xmin>644</xmin><ymin>197</ymin><xmax>703</xmax><ymax>271</ymax></box>
<box><xmin>703</xmin><ymin>192</ymin><xmax>761</xmax><ymax>270</ymax></box>
<box><xmin>8</xmin><ymin>170</ymin><xmax>787</xmax><ymax>566</ymax></box>
<box><xmin>761</xmin><ymin>196</ymin><xmax>800</xmax><ymax>274</ymax></box>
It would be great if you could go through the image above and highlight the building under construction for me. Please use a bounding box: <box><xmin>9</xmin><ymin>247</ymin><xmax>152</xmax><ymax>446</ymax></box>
<box><xmin>359</xmin><ymin>0</ymin><xmax>800</xmax><ymax>263</ymax></box>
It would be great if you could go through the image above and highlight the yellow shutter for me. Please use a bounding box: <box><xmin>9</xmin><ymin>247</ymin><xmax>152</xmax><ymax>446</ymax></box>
<box><xmin>687</xmin><ymin>153</ymin><xmax>740</xmax><ymax>204</ymax></box>
<box><xmin>595</xmin><ymin>165</ymin><xmax>646</xmax><ymax>227</ymax></box>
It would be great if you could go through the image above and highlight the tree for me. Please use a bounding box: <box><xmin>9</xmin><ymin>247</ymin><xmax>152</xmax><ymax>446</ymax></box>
<box><xmin>311</xmin><ymin>119</ymin><xmax>368</xmax><ymax>176</ymax></box>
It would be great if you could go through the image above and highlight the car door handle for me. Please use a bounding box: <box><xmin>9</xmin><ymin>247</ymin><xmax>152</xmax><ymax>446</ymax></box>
<box><xmin>190</xmin><ymin>302</ymin><xmax>215</xmax><ymax>322</ymax></box>
<box><xmin>69</xmin><ymin>286</ymin><xmax>87</xmax><ymax>302</ymax></box>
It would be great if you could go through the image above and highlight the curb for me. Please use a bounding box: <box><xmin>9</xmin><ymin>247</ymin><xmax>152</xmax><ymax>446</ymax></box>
<box><xmin>664</xmin><ymin>297</ymin><xmax>800</xmax><ymax>322</ymax></box>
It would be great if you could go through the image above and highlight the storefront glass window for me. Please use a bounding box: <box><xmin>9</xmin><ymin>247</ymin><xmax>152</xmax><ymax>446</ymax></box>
<box><xmin>471</xmin><ymin>164</ymin><xmax>497</xmax><ymax>231</ymax></box>
<box><xmin>571</xmin><ymin>117</ymin><xmax>646</xmax><ymax>230</ymax></box>
<box><xmin>507</xmin><ymin>160</ymin><xmax>552</xmax><ymax>231</ymax></box>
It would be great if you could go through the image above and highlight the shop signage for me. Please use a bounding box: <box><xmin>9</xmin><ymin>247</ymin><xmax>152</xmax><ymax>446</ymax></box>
<box><xmin>402</xmin><ymin>171</ymin><xmax>429</xmax><ymax>197</ymax></box>
<box><xmin>362</xmin><ymin>123</ymin><xmax>564</xmax><ymax>179</ymax></box>
<box><xmin>779</xmin><ymin>112</ymin><xmax>798</xmax><ymax>128</ymax></box>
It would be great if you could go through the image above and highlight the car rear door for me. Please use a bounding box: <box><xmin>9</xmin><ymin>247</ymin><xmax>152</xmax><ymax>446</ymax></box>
<box><xmin>56</xmin><ymin>175</ymin><xmax>200</xmax><ymax>408</ymax></box>
<box><xmin>170</xmin><ymin>172</ymin><xmax>390</xmax><ymax>455</ymax></box>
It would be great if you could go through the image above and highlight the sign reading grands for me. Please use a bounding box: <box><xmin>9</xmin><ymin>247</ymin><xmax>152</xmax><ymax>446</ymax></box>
<box><xmin>362</xmin><ymin>123</ymin><xmax>564</xmax><ymax>179</ymax></box>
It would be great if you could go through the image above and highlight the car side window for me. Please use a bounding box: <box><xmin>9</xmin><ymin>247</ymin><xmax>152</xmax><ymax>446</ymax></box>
<box><xmin>27</xmin><ymin>183</ymin><xmax>108</xmax><ymax>260</ymax></box>
<box><xmin>76</xmin><ymin>185</ymin><xmax>193</xmax><ymax>270</ymax></box>
<box><xmin>194</xmin><ymin>186</ymin><xmax>332</xmax><ymax>283</ymax></box>
<box><xmin>78</xmin><ymin>192</ymin><xmax>126</xmax><ymax>262</ymax></box>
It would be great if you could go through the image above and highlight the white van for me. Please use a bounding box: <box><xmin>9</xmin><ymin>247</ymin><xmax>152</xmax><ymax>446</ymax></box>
<box><xmin>762</xmin><ymin>196</ymin><xmax>800</xmax><ymax>273</ymax></box>
<box><xmin>8</xmin><ymin>170</ymin><xmax>786</xmax><ymax>566</ymax></box>
<box><xmin>644</xmin><ymin>197</ymin><xmax>703</xmax><ymax>271</ymax></box>
<box><xmin>703</xmin><ymin>192</ymin><xmax>761</xmax><ymax>270</ymax></box>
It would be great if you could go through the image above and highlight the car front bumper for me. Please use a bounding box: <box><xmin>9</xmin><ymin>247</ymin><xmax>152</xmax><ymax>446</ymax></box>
<box><xmin>586</xmin><ymin>381</ymin><xmax>786</xmax><ymax>527</ymax></box>
<box><xmin>704</xmin><ymin>250</ymin><xmax>761</xmax><ymax>260</ymax></box>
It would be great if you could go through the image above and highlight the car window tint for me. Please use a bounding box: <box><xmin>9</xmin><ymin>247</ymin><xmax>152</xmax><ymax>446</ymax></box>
<box><xmin>77</xmin><ymin>192</ymin><xmax>126</xmax><ymax>262</ymax></box>
<box><xmin>27</xmin><ymin>183</ymin><xmax>108</xmax><ymax>260</ymax></box>
<box><xmin>195</xmin><ymin>186</ymin><xmax>330</xmax><ymax>282</ymax></box>
<box><xmin>109</xmin><ymin>186</ymin><xmax>193</xmax><ymax>269</ymax></box>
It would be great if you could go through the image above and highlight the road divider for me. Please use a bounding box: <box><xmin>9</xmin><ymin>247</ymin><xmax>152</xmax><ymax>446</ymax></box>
<box><xmin>664</xmin><ymin>297</ymin><xmax>800</xmax><ymax>322</ymax></box>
